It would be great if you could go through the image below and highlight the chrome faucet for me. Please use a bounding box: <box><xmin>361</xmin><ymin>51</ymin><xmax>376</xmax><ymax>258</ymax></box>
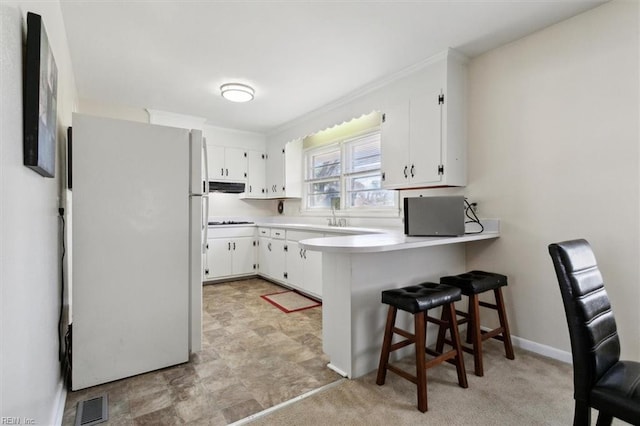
<box><xmin>327</xmin><ymin>206</ymin><xmax>346</xmax><ymax>227</ymax></box>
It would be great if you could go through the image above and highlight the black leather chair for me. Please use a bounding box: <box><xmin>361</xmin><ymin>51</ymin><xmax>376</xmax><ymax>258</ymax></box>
<box><xmin>548</xmin><ymin>239</ymin><xmax>640</xmax><ymax>425</ymax></box>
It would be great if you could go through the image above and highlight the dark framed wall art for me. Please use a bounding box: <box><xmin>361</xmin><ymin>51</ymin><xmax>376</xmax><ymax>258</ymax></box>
<box><xmin>23</xmin><ymin>12</ymin><xmax>58</xmax><ymax>178</ymax></box>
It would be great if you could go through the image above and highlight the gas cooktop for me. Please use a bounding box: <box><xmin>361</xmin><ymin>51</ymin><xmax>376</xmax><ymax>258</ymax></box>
<box><xmin>208</xmin><ymin>221</ymin><xmax>254</xmax><ymax>225</ymax></box>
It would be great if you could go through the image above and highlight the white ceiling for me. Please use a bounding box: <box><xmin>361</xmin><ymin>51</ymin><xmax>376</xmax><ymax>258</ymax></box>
<box><xmin>59</xmin><ymin>0</ymin><xmax>606</xmax><ymax>134</ymax></box>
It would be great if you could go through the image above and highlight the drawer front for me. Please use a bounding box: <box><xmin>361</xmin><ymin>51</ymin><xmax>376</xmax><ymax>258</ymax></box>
<box><xmin>287</xmin><ymin>230</ymin><xmax>324</xmax><ymax>242</ymax></box>
<box><xmin>258</xmin><ymin>227</ymin><xmax>271</xmax><ymax>237</ymax></box>
<box><xmin>271</xmin><ymin>228</ymin><xmax>286</xmax><ymax>240</ymax></box>
<box><xmin>208</xmin><ymin>226</ymin><xmax>256</xmax><ymax>239</ymax></box>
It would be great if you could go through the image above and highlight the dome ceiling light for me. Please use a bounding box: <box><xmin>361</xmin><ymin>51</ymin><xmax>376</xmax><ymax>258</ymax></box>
<box><xmin>220</xmin><ymin>83</ymin><xmax>255</xmax><ymax>103</ymax></box>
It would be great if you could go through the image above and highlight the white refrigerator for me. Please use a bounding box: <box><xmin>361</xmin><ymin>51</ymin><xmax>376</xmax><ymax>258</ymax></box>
<box><xmin>71</xmin><ymin>113</ymin><xmax>208</xmax><ymax>390</ymax></box>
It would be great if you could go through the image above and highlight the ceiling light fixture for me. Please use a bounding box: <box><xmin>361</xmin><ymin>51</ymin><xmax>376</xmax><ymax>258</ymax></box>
<box><xmin>220</xmin><ymin>83</ymin><xmax>255</xmax><ymax>103</ymax></box>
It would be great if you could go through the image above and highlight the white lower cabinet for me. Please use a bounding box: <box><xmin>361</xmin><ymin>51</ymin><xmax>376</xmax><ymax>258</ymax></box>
<box><xmin>303</xmin><ymin>249</ymin><xmax>323</xmax><ymax>297</ymax></box>
<box><xmin>259</xmin><ymin>228</ymin><xmax>324</xmax><ymax>299</ymax></box>
<box><xmin>204</xmin><ymin>227</ymin><xmax>256</xmax><ymax>281</ymax></box>
<box><xmin>286</xmin><ymin>240</ymin><xmax>323</xmax><ymax>298</ymax></box>
<box><xmin>258</xmin><ymin>235</ymin><xmax>286</xmax><ymax>282</ymax></box>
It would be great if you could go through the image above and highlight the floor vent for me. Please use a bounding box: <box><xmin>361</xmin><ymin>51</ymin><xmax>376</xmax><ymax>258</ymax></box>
<box><xmin>75</xmin><ymin>393</ymin><xmax>108</xmax><ymax>426</ymax></box>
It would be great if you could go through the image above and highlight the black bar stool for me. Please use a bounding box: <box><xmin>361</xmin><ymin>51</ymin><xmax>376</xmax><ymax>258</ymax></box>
<box><xmin>437</xmin><ymin>270</ymin><xmax>515</xmax><ymax>377</ymax></box>
<box><xmin>376</xmin><ymin>282</ymin><xmax>468</xmax><ymax>412</ymax></box>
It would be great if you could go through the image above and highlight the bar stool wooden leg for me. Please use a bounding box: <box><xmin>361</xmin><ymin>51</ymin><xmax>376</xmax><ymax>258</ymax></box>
<box><xmin>446</xmin><ymin>303</ymin><xmax>468</xmax><ymax>388</ymax></box>
<box><xmin>435</xmin><ymin>307</ymin><xmax>447</xmax><ymax>354</ymax></box>
<box><xmin>469</xmin><ymin>294</ymin><xmax>484</xmax><ymax>376</ymax></box>
<box><xmin>415</xmin><ymin>311</ymin><xmax>427</xmax><ymax>413</ymax></box>
<box><xmin>494</xmin><ymin>288</ymin><xmax>515</xmax><ymax>360</ymax></box>
<box><xmin>465</xmin><ymin>298</ymin><xmax>473</xmax><ymax>344</ymax></box>
<box><xmin>376</xmin><ymin>306</ymin><xmax>397</xmax><ymax>385</ymax></box>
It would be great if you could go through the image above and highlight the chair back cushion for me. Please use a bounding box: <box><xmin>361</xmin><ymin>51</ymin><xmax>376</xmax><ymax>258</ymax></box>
<box><xmin>548</xmin><ymin>239</ymin><xmax>620</xmax><ymax>402</ymax></box>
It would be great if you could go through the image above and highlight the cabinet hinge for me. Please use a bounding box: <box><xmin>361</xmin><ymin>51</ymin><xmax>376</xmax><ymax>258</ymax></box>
<box><xmin>438</xmin><ymin>94</ymin><xmax>444</xmax><ymax>105</ymax></box>
<box><xmin>438</xmin><ymin>164</ymin><xmax>444</xmax><ymax>175</ymax></box>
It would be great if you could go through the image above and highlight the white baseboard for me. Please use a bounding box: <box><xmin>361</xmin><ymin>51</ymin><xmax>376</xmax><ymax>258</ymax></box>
<box><xmin>510</xmin><ymin>333</ymin><xmax>572</xmax><ymax>364</ymax></box>
<box><xmin>52</xmin><ymin>379</ymin><xmax>67</xmax><ymax>426</ymax></box>
<box><xmin>477</xmin><ymin>325</ymin><xmax>572</xmax><ymax>364</ymax></box>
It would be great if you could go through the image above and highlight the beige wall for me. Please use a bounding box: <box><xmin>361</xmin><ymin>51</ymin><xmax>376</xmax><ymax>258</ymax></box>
<box><xmin>1</xmin><ymin>1</ymin><xmax>78</xmax><ymax>424</ymax></box>
<box><xmin>78</xmin><ymin>98</ymin><xmax>149</xmax><ymax>123</ymax></box>
<box><xmin>466</xmin><ymin>0</ymin><xmax>639</xmax><ymax>359</ymax></box>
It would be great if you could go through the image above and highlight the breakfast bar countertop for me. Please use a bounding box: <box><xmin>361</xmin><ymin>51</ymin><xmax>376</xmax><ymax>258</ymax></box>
<box><xmin>304</xmin><ymin>219</ymin><xmax>500</xmax><ymax>379</ymax></box>
<box><xmin>299</xmin><ymin>219</ymin><xmax>500</xmax><ymax>254</ymax></box>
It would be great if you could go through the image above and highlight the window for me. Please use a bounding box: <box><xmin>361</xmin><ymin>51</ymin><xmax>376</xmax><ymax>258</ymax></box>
<box><xmin>303</xmin><ymin>131</ymin><xmax>397</xmax><ymax>213</ymax></box>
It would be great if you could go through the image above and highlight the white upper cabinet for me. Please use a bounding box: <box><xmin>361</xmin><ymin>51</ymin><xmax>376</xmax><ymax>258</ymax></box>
<box><xmin>381</xmin><ymin>50</ymin><xmax>467</xmax><ymax>189</ymax></box>
<box><xmin>265</xmin><ymin>139</ymin><xmax>302</xmax><ymax>199</ymax></box>
<box><xmin>241</xmin><ymin>150</ymin><xmax>267</xmax><ymax>199</ymax></box>
<box><xmin>266</xmin><ymin>142</ymin><xmax>284</xmax><ymax>197</ymax></box>
<box><xmin>207</xmin><ymin>144</ymin><xmax>247</xmax><ymax>182</ymax></box>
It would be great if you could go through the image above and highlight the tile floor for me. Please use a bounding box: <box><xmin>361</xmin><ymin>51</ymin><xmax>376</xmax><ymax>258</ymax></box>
<box><xmin>62</xmin><ymin>278</ymin><xmax>341</xmax><ymax>425</ymax></box>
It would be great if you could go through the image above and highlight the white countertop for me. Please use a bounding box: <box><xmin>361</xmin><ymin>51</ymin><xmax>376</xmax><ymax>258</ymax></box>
<box><xmin>207</xmin><ymin>219</ymin><xmax>500</xmax><ymax>253</ymax></box>
<box><xmin>254</xmin><ymin>222</ymin><xmax>388</xmax><ymax>235</ymax></box>
<box><xmin>298</xmin><ymin>219</ymin><xmax>500</xmax><ymax>253</ymax></box>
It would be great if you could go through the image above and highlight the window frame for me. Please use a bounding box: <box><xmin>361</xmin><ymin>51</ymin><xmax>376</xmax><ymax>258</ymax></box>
<box><xmin>301</xmin><ymin>129</ymin><xmax>399</xmax><ymax>217</ymax></box>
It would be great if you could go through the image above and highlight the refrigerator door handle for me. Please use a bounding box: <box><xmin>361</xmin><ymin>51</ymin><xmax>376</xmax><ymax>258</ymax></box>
<box><xmin>202</xmin><ymin>195</ymin><xmax>209</xmax><ymax>254</ymax></box>
<box><xmin>202</xmin><ymin>137</ymin><xmax>210</xmax><ymax>196</ymax></box>
<box><xmin>201</xmin><ymin>136</ymin><xmax>210</xmax><ymax>255</ymax></box>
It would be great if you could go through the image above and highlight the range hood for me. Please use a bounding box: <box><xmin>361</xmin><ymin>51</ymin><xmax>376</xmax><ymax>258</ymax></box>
<box><xmin>208</xmin><ymin>181</ymin><xmax>245</xmax><ymax>194</ymax></box>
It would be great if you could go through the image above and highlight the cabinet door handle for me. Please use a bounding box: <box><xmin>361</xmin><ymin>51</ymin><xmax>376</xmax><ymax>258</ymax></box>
<box><xmin>233</xmin><ymin>242</ymin><xmax>236</xmax><ymax>250</ymax></box>
<box><xmin>268</xmin><ymin>242</ymin><xmax>272</xmax><ymax>251</ymax></box>
<box><xmin>284</xmin><ymin>272</ymin><xmax>288</xmax><ymax>279</ymax></box>
<box><xmin>299</xmin><ymin>249</ymin><xmax>303</xmax><ymax>258</ymax></box>
<box><xmin>249</xmin><ymin>185</ymin><xmax>252</xmax><ymax>193</ymax></box>
<box><xmin>221</xmin><ymin>168</ymin><xmax>224</xmax><ymax>176</ymax></box>
<box><xmin>303</xmin><ymin>249</ymin><xmax>307</xmax><ymax>259</ymax></box>
<box><xmin>225</xmin><ymin>168</ymin><xmax>229</xmax><ymax>176</ymax></box>
<box><xmin>284</xmin><ymin>245</ymin><xmax>288</xmax><ymax>252</ymax></box>
<box><xmin>410</xmin><ymin>164</ymin><xmax>415</xmax><ymax>178</ymax></box>
<box><xmin>206</xmin><ymin>243</ymin><xmax>209</xmax><ymax>249</ymax></box>
<box><xmin>228</xmin><ymin>242</ymin><xmax>231</xmax><ymax>250</ymax></box>
<box><xmin>403</xmin><ymin>165</ymin><xmax>408</xmax><ymax>178</ymax></box>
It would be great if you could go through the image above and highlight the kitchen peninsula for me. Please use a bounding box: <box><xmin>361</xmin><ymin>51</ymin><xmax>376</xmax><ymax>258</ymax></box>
<box><xmin>300</xmin><ymin>220</ymin><xmax>500</xmax><ymax>378</ymax></box>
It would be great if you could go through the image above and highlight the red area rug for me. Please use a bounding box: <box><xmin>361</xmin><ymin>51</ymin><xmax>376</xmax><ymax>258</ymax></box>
<box><xmin>261</xmin><ymin>290</ymin><xmax>321</xmax><ymax>313</ymax></box>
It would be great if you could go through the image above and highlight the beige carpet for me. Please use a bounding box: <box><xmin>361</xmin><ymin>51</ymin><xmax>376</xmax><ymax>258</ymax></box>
<box><xmin>261</xmin><ymin>290</ymin><xmax>321</xmax><ymax>313</ymax></box>
<box><xmin>246</xmin><ymin>340</ymin><xmax>625</xmax><ymax>425</ymax></box>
